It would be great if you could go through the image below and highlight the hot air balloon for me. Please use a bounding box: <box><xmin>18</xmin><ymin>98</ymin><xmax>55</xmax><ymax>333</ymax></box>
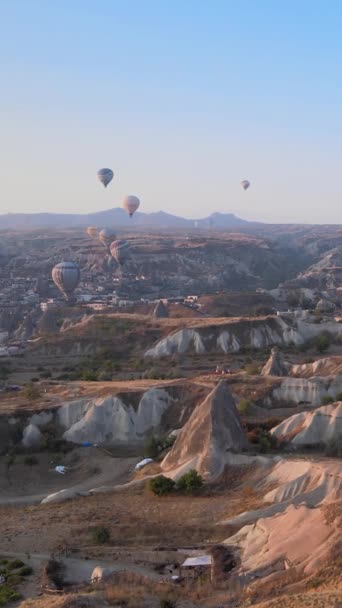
<box><xmin>99</xmin><ymin>228</ymin><xmax>116</xmax><ymax>249</ymax></box>
<box><xmin>52</xmin><ymin>261</ymin><xmax>80</xmax><ymax>302</ymax></box>
<box><xmin>97</xmin><ymin>168</ymin><xmax>114</xmax><ymax>188</ymax></box>
<box><xmin>122</xmin><ymin>195</ymin><xmax>140</xmax><ymax>217</ymax></box>
<box><xmin>110</xmin><ymin>240</ymin><xmax>131</xmax><ymax>266</ymax></box>
<box><xmin>241</xmin><ymin>180</ymin><xmax>250</xmax><ymax>191</ymax></box>
<box><xmin>86</xmin><ymin>226</ymin><xmax>98</xmax><ymax>239</ymax></box>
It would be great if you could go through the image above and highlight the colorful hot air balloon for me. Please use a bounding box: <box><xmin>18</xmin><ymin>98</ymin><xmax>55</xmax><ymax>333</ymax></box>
<box><xmin>86</xmin><ymin>226</ymin><xmax>98</xmax><ymax>239</ymax></box>
<box><xmin>97</xmin><ymin>168</ymin><xmax>114</xmax><ymax>188</ymax></box>
<box><xmin>99</xmin><ymin>228</ymin><xmax>116</xmax><ymax>249</ymax></box>
<box><xmin>52</xmin><ymin>261</ymin><xmax>80</xmax><ymax>302</ymax></box>
<box><xmin>241</xmin><ymin>180</ymin><xmax>250</xmax><ymax>191</ymax></box>
<box><xmin>122</xmin><ymin>195</ymin><xmax>140</xmax><ymax>217</ymax></box>
<box><xmin>110</xmin><ymin>239</ymin><xmax>131</xmax><ymax>266</ymax></box>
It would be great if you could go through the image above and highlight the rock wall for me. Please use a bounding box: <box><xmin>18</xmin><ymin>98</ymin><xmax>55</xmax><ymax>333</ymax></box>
<box><xmin>145</xmin><ymin>316</ymin><xmax>342</xmax><ymax>358</ymax></box>
<box><xmin>272</xmin><ymin>376</ymin><xmax>342</xmax><ymax>407</ymax></box>
<box><xmin>13</xmin><ymin>387</ymin><xmax>179</xmax><ymax>448</ymax></box>
<box><xmin>61</xmin><ymin>388</ymin><xmax>176</xmax><ymax>445</ymax></box>
<box><xmin>271</xmin><ymin>402</ymin><xmax>342</xmax><ymax>446</ymax></box>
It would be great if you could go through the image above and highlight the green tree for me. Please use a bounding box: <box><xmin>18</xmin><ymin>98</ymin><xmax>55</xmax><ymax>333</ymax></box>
<box><xmin>148</xmin><ymin>475</ymin><xmax>175</xmax><ymax>496</ymax></box>
<box><xmin>177</xmin><ymin>469</ymin><xmax>203</xmax><ymax>493</ymax></box>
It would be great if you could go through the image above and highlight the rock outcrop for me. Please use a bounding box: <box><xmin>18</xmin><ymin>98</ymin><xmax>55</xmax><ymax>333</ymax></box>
<box><xmin>271</xmin><ymin>402</ymin><xmax>342</xmax><ymax>446</ymax></box>
<box><xmin>261</xmin><ymin>347</ymin><xmax>289</xmax><ymax>377</ymax></box>
<box><xmin>22</xmin><ymin>423</ymin><xmax>42</xmax><ymax>448</ymax></box>
<box><xmin>37</xmin><ymin>309</ymin><xmax>59</xmax><ymax>334</ymax></box>
<box><xmin>161</xmin><ymin>381</ymin><xmax>249</xmax><ymax>480</ymax></box>
<box><xmin>291</xmin><ymin>356</ymin><xmax>342</xmax><ymax>378</ymax></box>
<box><xmin>222</xmin><ymin>457</ymin><xmax>342</xmax><ymax>576</ymax></box>
<box><xmin>60</xmin><ymin>388</ymin><xmax>175</xmax><ymax>445</ymax></box>
<box><xmin>153</xmin><ymin>300</ymin><xmax>169</xmax><ymax>318</ymax></box>
<box><xmin>14</xmin><ymin>314</ymin><xmax>35</xmax><ymax>341</ymax></box>
<box><xmin>145</xmin><ymin>315</ymin><xmax>342</xmax><ymax>358</ymax></box>
<box><xmin>272</xmin><ymin>376</ymin><xmax>342</xmax><ymax>407</ymax></box>
<box><xmin>225</xmin><ymin>503</ymin><xmax>339</xmax><ymax>577</ymax></box>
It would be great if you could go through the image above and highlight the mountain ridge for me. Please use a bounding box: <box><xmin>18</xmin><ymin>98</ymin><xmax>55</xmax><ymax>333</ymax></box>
<box><xmin>0</xmin><ymin>207</ymin><xmax>257</xmax><ymax>229</ymax></box>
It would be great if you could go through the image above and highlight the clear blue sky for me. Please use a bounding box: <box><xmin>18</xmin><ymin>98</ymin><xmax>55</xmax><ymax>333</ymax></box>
<box><xmin>0</xmin><ymin>0</ymin><xmax>341</xmax><ymax>223</ymax></box>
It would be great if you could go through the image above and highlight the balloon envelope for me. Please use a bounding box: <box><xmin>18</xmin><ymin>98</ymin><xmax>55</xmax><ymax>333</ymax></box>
<box><xmin>97</xmin><ymin>168</ymin><xmax>114</xmax><ymax>188</ymax></box>
<box><xmin>122</xmin><ymin>195</ymin><xmax>140</xmax><ymax>217</ymax></box>
<box><xmin>110</xmin><ymin>239</ymin><xmax>131</xmax><ymax>265</ymax></box>
<box><xmin>99</xmin><ymin>228</ymin><xmax>116</xmax><ymax>248</ymax></box>
<box><xmin>87</xmin><ymin>226</ymin><xmax>98</xmax><ymax>238</ymax></box>
<box><xmin>52</xmin><ymin>261</ymin><xmax>80</xmax><ymax>300</ymax></box>
<box><xmin>241</xmin><ymin>180</ymin><xmax>250</xmax><ymax>190</ymax></box>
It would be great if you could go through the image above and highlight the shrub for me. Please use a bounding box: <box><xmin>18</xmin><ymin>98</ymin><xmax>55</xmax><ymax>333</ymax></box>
<box><xmin>177</xmin><ymin>469</ymin><xmax>203</xmax><ymax>493</ymax></box>
<box><xmin>160</xmin><ymin>600</ymin><xmax>176</xmax><ymax>608</ymax></box>
<box><xmin>237</xmin><ymin>399</ymin><xmax>252</xmax><ymax>414</ymax></box>
<box><xmin>17</xmin><ymin>566</ymin><xmax>33</xmax><ymax>577</ymax></box>
<box><xmin>148</xmin><ymin>475</ymin><xmax>175</xmax><ymax>496</ymax></box>
<box><xmin>81</xmin><ymin>370</ymin><xmax>99</xmax><ymax>381</ymax></box>
<box><xmin>144</xmin><ymin>435</ymin><xmax>176</xmax><ymax>459</ymax></box>
<box><xmin>91</xmin><ymin>526</ymin><xmax>110</xmax><ymax>544</ymax></box>
<box><xmin>335</xmin><ymin>392</ymin><xmax>342</xmax><ymax>402</ymax></box>
<box><xmin>6</xmin><ymin>574</ymin><xmax>23</xmax><ymax>586</ymax></box>
<box><xmin>0</xmin><ymin>585</ymin><xmax>21</xmax><ymax>606</ymax></box>
<box><xmin>315</xmin><ymin>333</ymin><xmax>331</xmax><ymax>354</ymax></box>
<box><xmin>22</xmin><ymin>383</ymin><xmax>41</xmax><ymax>402</ymax></box>
<box><xmin>7</xmin><ymin>559</ymin><xmax>25</xmax><ymax>571</ymax></box>
<box><xmin>258</xmin><ymin>430</ymin><xmax>277</xmax><ymax>453</ymax></box>
<box><xmin>247</xmin><ymin>427</ymin><xmax>277</xmax><ymax>452</ymax></box>
<box><xmin>322</xmin><ymin>395</ymin><xmax>334</xmax><ymax>405</ymax></box>
<box><xmin>24</xmin><ymin>455</ymin><xmax>38</xmax><ymax>466</ymax></box>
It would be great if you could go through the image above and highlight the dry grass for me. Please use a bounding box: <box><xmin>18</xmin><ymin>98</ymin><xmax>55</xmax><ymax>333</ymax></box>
<box><xmin>253</xmin><ymin>592</ymin><xmax>342</xmax><ymax>608</ymax></box>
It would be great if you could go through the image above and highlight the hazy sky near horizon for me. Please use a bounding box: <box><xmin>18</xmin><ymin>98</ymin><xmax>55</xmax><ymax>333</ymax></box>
<box><xmin>1</xmin><ymin>1</ymin><xmax>342</xmax><ymax>223</ymax></box>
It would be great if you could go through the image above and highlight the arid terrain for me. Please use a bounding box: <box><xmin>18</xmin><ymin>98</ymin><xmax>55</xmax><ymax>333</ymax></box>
<box><xmin>0</xmin><ymin>225</ymin><xmax>341</xmax><ymax>607</ymax></box>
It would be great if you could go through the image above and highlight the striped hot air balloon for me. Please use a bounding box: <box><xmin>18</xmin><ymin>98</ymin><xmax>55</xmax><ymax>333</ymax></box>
<box><xmin>99</xmin><ymin>228</ymin><xmax>116</xmax><ymax>249</ymax></box>
<box><xmin>241</xmin><ymin>180</ymin><xmax>250</xmax><ymax>191</ymax></box>
<box><xmin>86</xmin><ymin>226</ymin><xmax>98</xmax><ymax>238</ymax></box>
<box><xmin>52</xmin><ymin>261</ymin><xmax>80</xmax><ymax>302</ymax></box>
<box><xmin>122</xmin><ymin>195</ymin><xmax>140</xmax><ymax>217</ymax></box>
<box><xmin>97</xmin><ymin>168</ymin><xmax>114</xmax><ymax>188</ymax></box>
<box><xmin>110</xmin><ymin>239</ymin><xmax>131</xmax><ymax>266</ymax></box>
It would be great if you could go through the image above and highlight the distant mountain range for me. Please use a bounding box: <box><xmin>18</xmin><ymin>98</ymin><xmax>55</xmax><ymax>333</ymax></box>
<box><xmin>0</xmin><ymin>208</ymin><xmax>257</xmax><ymax>230</ymax></box>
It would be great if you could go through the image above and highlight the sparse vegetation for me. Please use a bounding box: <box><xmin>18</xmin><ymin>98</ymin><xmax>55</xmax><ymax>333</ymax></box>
<box><xmin>144</xmin><ymin>435</ymin><xmax>176</xmax><ymax>459</ymax></box>
<box><xmin>17</xmin><ymin>566</ymin><xmax>33</xmax><ymax>577</ymax></box>
<box><xmin>22</xmin><ymin>383</ymin><xmax>41</xmax><ymax>402</ymax></box>
<box><xmin>148</xmin><ymin>475</ymin><xmax>176</xmax><ymax>496</ymax></box>
<box><xmin>322</xmin><ymin>395</ymin><xmax>334</xmax><ymax>405</ymax></box>
<box><xmin>0</xmin><ymin>558</ymin><xmax>33</xmax><ymax>605</ymax></box>
<box><xmin>247</xmin><ymin>427</ymin><xmax>277</xmax><ymax>452</ymax></box>
<box><xmin>91</xmin><ymin>525</ymin><xmax>111</xmax><ymax>544</ymax></box>
<box><xmin>245</xmin><ymin>362</ymin><xmax>260</xmax><ymax>375</ymax></box>
<box><xmin>7</xmin><ymin>560</ymin><xmax>24</xmax><ymax>571</ymax></box>
<box><xmin>0</xmin><ymin>585</ymin><xmax>21</xmax><ymax>606</ymax></box>
<box><xmin>237</xmin><ymin>398</ymin><xmax>252</xmax><ymax>414</ymax></box>
<box><xmin>314</xmin><ymin>333</ymin><xmax>331</xmax><ymax>354</ymax></box>
<box><xmin>177</xmin><ymin>469</ymin><xmax>203</xmax><ymax>493</ymax></box>
<box><xmin>160</xmin><ymin>600</ymin><xmax>176</xmax><ymax>608</ymax></box>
